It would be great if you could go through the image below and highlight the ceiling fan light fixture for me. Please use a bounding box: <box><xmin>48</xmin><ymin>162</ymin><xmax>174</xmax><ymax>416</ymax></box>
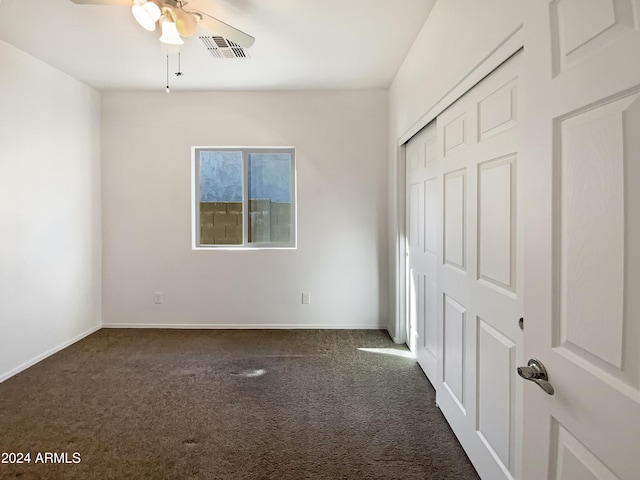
<box><xmin>132</xmin><ymin>1</ymin><xmax>161</xmax><ymax>32</ymax></box>
<box><xmin>174</xmin><ymin>10</ymin><xmax>198</xmax><ymax>37</ymax></box>
<box><xmin>159</xmin><ymin>17</ymin><xmax>184</xmax><ymax>45</ymax></box>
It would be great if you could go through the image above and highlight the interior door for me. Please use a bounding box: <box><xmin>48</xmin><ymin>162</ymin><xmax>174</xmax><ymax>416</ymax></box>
<box><xmin>406</xmin><ymin>122</ymin><xmax>439</xmax><ymax>380</ymax></box>
<box><xmin>435</xmin><ymin>53</ymin><xmax>523</xmax><ymax>480</ymax></box>
<box><xmin>522</xmin><ymin>2</ymin><xmax>640</xmax><ymax>479</ymax></box>
<box><xmin>407</xmin><ymin>53</ymin><xmax>524</xmax><ymax>479</ymax></box>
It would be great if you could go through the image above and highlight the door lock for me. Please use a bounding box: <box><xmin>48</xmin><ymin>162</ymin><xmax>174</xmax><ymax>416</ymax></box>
<box><xmin>517</xmin><ymin>358</ymin><xmax>554</xmax><ymax>395</ymax></box>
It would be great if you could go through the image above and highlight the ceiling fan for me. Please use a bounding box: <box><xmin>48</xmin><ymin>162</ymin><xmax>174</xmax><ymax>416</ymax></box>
<box><xmin>70</xmin><ymin>0</ymin><xmax>255</xmax><ymax>48</ymax></box>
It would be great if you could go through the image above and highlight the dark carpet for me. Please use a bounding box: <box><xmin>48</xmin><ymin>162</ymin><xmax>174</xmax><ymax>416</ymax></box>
<box><xmin>0</xmin><ymin>329</ymin><xmax>479</xmax><ymax>480</ymax></box>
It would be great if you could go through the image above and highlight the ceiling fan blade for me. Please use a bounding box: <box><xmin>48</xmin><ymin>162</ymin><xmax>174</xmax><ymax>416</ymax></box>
<box><xmin>191</xmin><ymin>10</ymin><xmax>255</xmax><ymax>49</ymax></box>
<box><xmin>70</xmin><ymin>0</ymin><xmax>131</xmax><ymax>5</ymax></box>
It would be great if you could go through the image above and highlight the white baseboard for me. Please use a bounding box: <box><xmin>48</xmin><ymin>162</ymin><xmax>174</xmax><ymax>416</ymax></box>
<box><xmin>102</xmin><ymin>323</ymin><xmax>386</xmax><ymax>330</ymax></box>
<box><xmin>389</xmin><ymin>327</ymin><xmax>405</xmax><ymax>345</ymax></box>
<box><xmin>0</xmin><ymin>323</ymin><xmax>101</xmax><ymax>383</ymax></box>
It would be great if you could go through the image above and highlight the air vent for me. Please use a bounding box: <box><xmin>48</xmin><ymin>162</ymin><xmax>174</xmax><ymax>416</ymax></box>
<box><xmin>200</xmin><ymin>36</ymin><xmax>249</xmax><ymax>59</ymax></box>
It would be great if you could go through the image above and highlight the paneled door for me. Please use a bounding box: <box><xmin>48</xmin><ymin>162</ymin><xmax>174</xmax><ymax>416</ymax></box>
<box><xmin>406</xmin><ymin>53</ymin><xmax>523</xmax><ymax>479</ymax></box>
<box><xmin>521</xmin><ymin>2</ymin><xmax>640</xmax><ymax>479</ymax></box>
<box><xmin>406</xmin><ymin>122</ymin><xmax>439</xmax><ymax>380</ymax></box>
<box><xmin>436</xmin><ymin>53</ymin><xmax>523</xmax><ymax>480</ymax></box>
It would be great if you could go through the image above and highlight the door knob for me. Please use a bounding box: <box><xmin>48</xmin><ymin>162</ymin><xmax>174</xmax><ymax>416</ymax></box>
<box><xmin>517</xmin><ymin>358</ymin><xmax>554</xmax><ymax>395</ymax></box>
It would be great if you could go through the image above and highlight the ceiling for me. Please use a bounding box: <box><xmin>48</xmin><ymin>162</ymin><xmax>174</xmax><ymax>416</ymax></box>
<box><xmin>0</xmin><ymin>0</ymin><xmax>435</xmax><ymax>91</ymax></box>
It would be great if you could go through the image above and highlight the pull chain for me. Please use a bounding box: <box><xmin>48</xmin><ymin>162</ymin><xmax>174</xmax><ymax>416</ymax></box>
<box><xmin>165</xmin><ymin>54</ymin><xmax>170</xmax><ymax>93</ymax></box>
<box><xmin>175</xmin><ymin>52</ymin><xmax>184</xmax><ymax>77</ymax></box>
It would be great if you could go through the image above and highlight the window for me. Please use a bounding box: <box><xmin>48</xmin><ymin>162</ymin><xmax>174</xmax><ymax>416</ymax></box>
<box><xmin>193</xmin><ymin>147</ymin><xmax>296</xmax><ymax>248</ymax></box>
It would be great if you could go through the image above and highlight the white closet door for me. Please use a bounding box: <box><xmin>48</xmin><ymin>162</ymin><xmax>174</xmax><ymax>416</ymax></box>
<box><xmin>521</xmin><ymin>2</ymin><xmax>640</xmax><ymax>479</ymax></box>
<box><xmin>406</xmin><ymin>122</ymin><xmax>439</xmax><ymax>380</ymax></box>
<box><xmin>407</xmin><ymin>53</ymin><xmax>523</xmax><ymax>480</ymax></box>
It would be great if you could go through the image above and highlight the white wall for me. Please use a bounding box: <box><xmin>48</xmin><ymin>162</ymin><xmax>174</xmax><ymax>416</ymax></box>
<box><xmin>387</xmin><ymin>0</ymin><xmax>522</xmax><ymax>340</ymax></box>
<box><xmin>102</xmin><ymin>90</ymin><xmax>388</xmax><ymax>328</ymax></box>
<box><xmin>0</xmin><ymin>40</ymin><xmax>102</xmax><ymax>382</ymax></box>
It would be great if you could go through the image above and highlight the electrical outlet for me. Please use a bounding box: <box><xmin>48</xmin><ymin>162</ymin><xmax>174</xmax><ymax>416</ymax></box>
<box><xmin>154</xmin><ymin>292</ymin><xmax>163</xmax><ymax>304</ymax></box>
<box><xmin>302</xmin><ymin>292</ymin><xmax>310</xmax><ymax>305</ymax></box>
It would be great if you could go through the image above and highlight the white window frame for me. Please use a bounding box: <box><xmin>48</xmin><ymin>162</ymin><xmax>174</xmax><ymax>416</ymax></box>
<box><xmin>192</xmin><ymin>146</ymin><xmax>297</xmax><ymax>250</ymax></box>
